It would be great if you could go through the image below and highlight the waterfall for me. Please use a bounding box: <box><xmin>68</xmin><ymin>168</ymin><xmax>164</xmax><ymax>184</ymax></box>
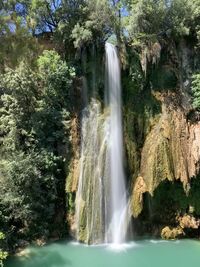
<box><xmin>105</xmin><ymin>43</ymin><xmax>127</xmax><ymax>244</ymax></box>
<box><xmin>75</xmin><ymin>43</ymin><xmax>128</xmax><ymax>245</ymax></box>
<box><xmin>75</xmin><ymin>99</ymin><xmax>110</xmax><ymax>244</ymax></box>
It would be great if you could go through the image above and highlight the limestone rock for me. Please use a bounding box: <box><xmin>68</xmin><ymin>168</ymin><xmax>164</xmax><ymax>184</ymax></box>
<box><xmin>178</xmin><ymin>214</ymin><xmax>200</xmax><ymax>229</ymax></box>
<box><xmin>131</xmin><ymin>92</ymin><xmax>200</xmax><ymax>217</ymax></box>
<box><xmin>161</xmin><ymin>226</ymin><xmax>184</xmax><ymax>240</ymax></box>
<box><xmin>131</xmin><ymin>176</ymin><xmax>147</xmax><ymax>218</ymax></box>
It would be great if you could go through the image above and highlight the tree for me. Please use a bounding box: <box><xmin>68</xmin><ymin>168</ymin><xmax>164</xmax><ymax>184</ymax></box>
<box><xmin>126</xmin><ymin>0</ymin><xmax>166</xmax><ymax>39</ymax></box>
<box><xmin>126</xmin><ymin>0</ymin><xmax>198</xmax><ymax>42</ymax></box>
<box><xmin>71</xmin><ymin>0</ymin><xmax>113</xmax><ymax>49</ymax></box>
<box><xmin>0</xmin><ymin>50</ymin><xmax>75</xmax><ymax>245</ymax></box>
<box><xmin>0</xmin><ymin>0</ymin><xmax>41</xmax><ymax>69</ymax></box>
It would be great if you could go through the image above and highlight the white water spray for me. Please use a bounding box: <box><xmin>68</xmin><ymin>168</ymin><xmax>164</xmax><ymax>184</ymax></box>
<box><xmin>75</xmin><ymin>43</ymin><xmax>129</xmax><ymax>245</ymax></box>
<box><xmin>105</xmin><ymin>43</ymin><xmax>128</xmax><ymax>244</ymax></box>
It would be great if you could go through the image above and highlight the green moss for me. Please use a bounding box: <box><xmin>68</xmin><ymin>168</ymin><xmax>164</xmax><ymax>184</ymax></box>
<box><xmin>77</xmin><ymin>198</ymin><xmax>88</xmax><ymax>242</ymax></box>
<box><xmin>65</xmin><ymin>163</ymin><xmax>73</xmax><ymax>193</ymax></box>
<box><xmin>150</xmin><ymin>138</ymin><xmax>174</xmax><ymax>191</ymax></box>
<box><xmin>67</xmin><ymin>192</ymin><xmax>75</xmax><ymax>214</ymax></box>
<box><xmin>123</xmin><ymin>89</ymin><xmax>162</xmax><ymax>188</ymax></box>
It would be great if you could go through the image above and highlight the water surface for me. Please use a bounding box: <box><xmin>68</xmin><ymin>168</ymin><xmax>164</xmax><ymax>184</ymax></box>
<box><xmin>5</xmin><ymin>239</ymin><xmax>200</xmax><ymax>267</ymax></box>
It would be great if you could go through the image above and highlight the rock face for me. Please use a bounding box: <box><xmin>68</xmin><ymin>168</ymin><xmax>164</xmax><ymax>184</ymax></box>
<box><xmin>66</xmin><ymin>38</ymin><xmax>200</xmax><ymax>240</ymax></box>
<box><xmin>66</xmin><ymin>116</ymin><xmax>80</xmax><ymax>194</ymax></box>
<box><xmin>161</xmin><ymin>214</ymin><xmax>200</xmax><ymax>240</ymax></box>
<box><xmin>178</xmin><ymin>214</ymin><xmax>200</xmax><ymax>229</ymax></box>
<box><xmin>161</xmin><ymin>226</ymin><xmax>184</xmax><ymax>240</ymax></box>
<box><xmin>123</xmin><ymin>38</ymin><xmax>200</xmax><ymax>238</ymax></box>
<box><xmin>65</xmin><ymin>115</ymin><xmax>80</xmax><ymax>237</ymax></box>
<box><xmin>131</xmin><ymin>92</ymin><xmax>200</xmax><ymax>218</ymax></box>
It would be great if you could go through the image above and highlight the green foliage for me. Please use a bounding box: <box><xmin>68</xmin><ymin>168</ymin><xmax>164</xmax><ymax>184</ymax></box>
<box><xmin>17</xmin><ymin>0</ymin><xmax>114</xmax><ymax>51</ymax></box>
<box><xmin>0</xmin><ymin>50</ymin><xmax>75</xmax><ymax>151</ymax></box>
<box><xmin>24</xmin><ymin>0</ymin><xmax>61</xmax><ymax>32</ymax></box>
<box><xmin>19</xmin><ymin>0</ymin><xmax>112</xmax><ymax>52</ymax></box>
<box><xmin>126</xmin><ymin>0</ymin><xmax>199</xmax><ymax>43</ymax></box>
<box><xmin>71</xmin><ymin>23</ymin><xmax>93</xmax><ymax>48</ymax></box>
<box><xmin>37</xmin><ymin>50</ymin><xmax>75</xmax><ymax>81</ymax></box>
<box><xmin>167</xmin><ymin>0</ymin><xmax>191</xmax><ymax>37</ymax></box>
<box><xmin>0</xmin><ymin>232</ymin><xmax>8</xmax><ymax>267</ymax></box>
<box><xmin>70</xmin><ymin>0</ymin><xmax>113</xmax><ymax>49</ymax></box>
<box><xmin>0</xmin><ymin>1</ymin><xmax>41</xmax><ymax>69</ymax></box>
<box><xmin>127</xmin><ymin>0</ymin><xmax>166</xmax><ymax>38</ymax></box>
<box><xmin>191</xmin><ymin>74</ymin><xmax>200</xmax><ymax>109</ymax></box>
<box><xmin>0</xmin><ymin>50</ymin><xmax>74</xmax><ymax>247</ymax></box>
<box><xmin>0</xmin><ymin>151</ymin><xmax>60</xmax><ymax>234</ymax></box>
<box><xmin>188</xmin><ymin>0</ymin><xmax>200</xmax><ymax>43</ymax></box>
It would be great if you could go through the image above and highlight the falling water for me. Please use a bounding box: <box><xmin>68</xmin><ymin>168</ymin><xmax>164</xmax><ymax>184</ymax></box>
<box><xmin>75</xmin><ymin>43</ymin><xmax>128</xmax><ymax>245</ymax></box>
<box><xmin>75</xmin><ymin>99</ymin><xmax>110</xmax><ymax>244</ymax></box>
<box><xmin>105</xmin><ymin>43</ymin><xmax>127</xmax><ymax>244</ymax></box>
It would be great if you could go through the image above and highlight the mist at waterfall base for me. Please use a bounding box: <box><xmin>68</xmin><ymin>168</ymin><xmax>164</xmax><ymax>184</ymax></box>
<box><xmin>5</xmin><ymin>240</ymin><xmax>200</xmax><ymax>267</ymax></box>
<box><xmin>75</xmin><ymin>43</ymin><xmax>129</xmax><ymax>244</ymax></box>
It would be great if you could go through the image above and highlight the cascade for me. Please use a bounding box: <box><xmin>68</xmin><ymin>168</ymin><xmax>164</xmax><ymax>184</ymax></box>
<box><xmin>75</xmin><ymin>43</ymin><xmax>128</xmax><ymax>245</ymax></box>
<box><xmin>105</xmin><ymin>43</ymin><xmax>128</xmax><ymax>244</ymax></box>
<box><xmin>75</xmin><ymin>99</ymin><xmax>109</xmax><ymax>244</ymax></box>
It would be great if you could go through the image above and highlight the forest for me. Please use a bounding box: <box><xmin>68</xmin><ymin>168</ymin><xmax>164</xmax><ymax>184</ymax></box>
<box><xmin>1</xmin><ymin>0</ymin><xmax>200</xmax><ymax>266</ymax></box>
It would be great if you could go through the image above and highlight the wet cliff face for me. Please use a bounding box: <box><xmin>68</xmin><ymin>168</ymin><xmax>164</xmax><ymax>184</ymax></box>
<box><xmin>66</xmin><ymin>38</ymin><xmax>200</xmax><ymax>239</ymax></box>
<box><xmin>130</xmin><ymin>93</ymin><xmax>200</xmax><ymax>218</ymax></box>
<box><xmin>122</xmin><ymin>37</ymin><xmax>200</xmax><ymax>237</ymax></box>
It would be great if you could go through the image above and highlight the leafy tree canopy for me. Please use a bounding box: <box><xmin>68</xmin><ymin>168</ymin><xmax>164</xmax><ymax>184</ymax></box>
<box><xmin>126</xmin><ymin>0</ymin><xmax>200</xmax><ymax>43</ymax></box>
<box><xmin>0</xmin><ymin>50</ymin><xmax>74</xmax><ymax>245</ymax></box>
